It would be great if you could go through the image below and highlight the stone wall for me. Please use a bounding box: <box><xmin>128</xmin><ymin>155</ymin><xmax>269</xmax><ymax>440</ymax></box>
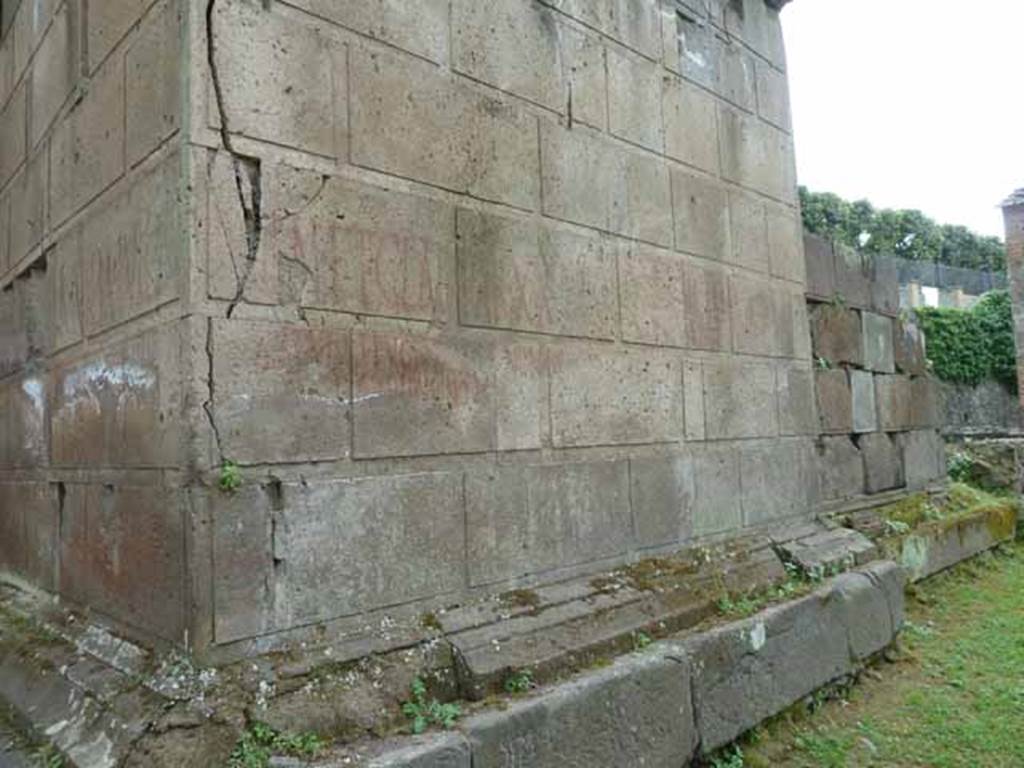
<box><xmin>0</xmin><ymin>0</ymin><xmax>946</xmax><ymax>661</ymax></box>
<box><xmin>804</xmin><ymin>233</ymin><xmax>946</xmax><ymax>498</ymax></box>
<box><xmin>1002</xmin><ymin>191</ymin><xmax>1024</xmax><ymax>404</ymax></box>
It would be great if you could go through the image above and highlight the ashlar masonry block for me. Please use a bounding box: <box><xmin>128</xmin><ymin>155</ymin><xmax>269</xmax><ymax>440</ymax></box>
<box><xmin>862</xmin><ymin>312</ymin><xmax>896</xmax><ymax>373</ymax></box>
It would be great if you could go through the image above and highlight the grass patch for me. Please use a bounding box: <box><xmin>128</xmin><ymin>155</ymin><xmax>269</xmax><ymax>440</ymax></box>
<box><xmin>226</xmin><ymin>722</ymin><xmax>324</xmax><ymax>768</ymax></box>
<box><xmin>738</xmin><ymin>542</ymin><xmax>1024</xmax><ymax>767</ymax></box>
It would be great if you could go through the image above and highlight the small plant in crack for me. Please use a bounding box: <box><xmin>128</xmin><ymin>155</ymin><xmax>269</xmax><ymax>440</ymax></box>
<box><xmin>402</xmin><ymin>678</ymin><xmax>461</xmax><ymax>734</ymax></box>
<box><xmin>219</xmin><ymin>461</ymin><xmax>243</xmax><ymax>493</ymax></box>
<box><xmin>503</xmin><ymin>668</ymin><xmax>534</xmax><ymax>694</ymax></box>
<box><xmin>633</xmin><ymin>630</ymin><xmax>654</xmax><ymax>651</ymax></box>
<box><xmin>226</xmin><ymin>722</ymin><xmax>324</xmax><ymax>768</ymax></box>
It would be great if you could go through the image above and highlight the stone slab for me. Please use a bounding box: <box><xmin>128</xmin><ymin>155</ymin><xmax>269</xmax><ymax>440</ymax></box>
<box><xmin>816</xmin><ymin>436</ymin><xmax>865</xmax><ymax>503</ymax></box>
<box><xmin>684</xmin><ymin>563</ymin><xmax>904</xmax><ymax>754</ymax></box>
<box><xmin>607</xmin><ymin>46</ymin><xmax>663</xmax><ymax>152</ymax></box>
<box><xmin>739</xmin><ymin>438</ymin><xmax>818</xmax><ymax>525</ymax></box>
<box><xmin>894</xmin><ymin>318</ymin><xmax>927</xmax><ymax>376</ymax></box>
<box><xmin>682</xmin><ymin>259</ymin><xmax>731</xmax><ymax>351</ymax></box>
<box><xmin>662</xmin><ymin>74</ymin><xmax>719</xmax><ymax>173</ymax></box>
<box><xmin>766</xmin><ymin>203</ymin><xmax>805</xmax><ymax>283</ymax></box>
<box><xmin>860</xmin><ymin>432</ymin><xmax>904</xmax><ymax>494</ymax></box>
<box><xmin>778</xmin><ymin>528</ymin><xmax>878</xmax><ymax>576</ymax></box>
<box><xmin>862</xmin><ymin>312</ymin><xmax>895</xmax><ymax>374</ymax></box>
<box><xmin>804</xmin><ymin>233</ymin><xmax>835</xmax><ymax>300</ymax></box>
<box><xmin>464</xmin><ymin>647</ymin><xmax>697</xmax><ymax>768</ymax></box>
<box><xmin>833</xmin><ymin>244</ymin><xmax>871</xmax><ymax>309</ymax></box>
<box><xmin>718</xmin><ymin>105</ymin><xmax>795</xmax><ymax>203</ymax></box>
<box><xmin>0</xmin><ymin>372</ymin><xmax>49</xmax><ymax>469</ymax></box>
<box><xmin>322</xmin><ymin>733</ymin><xmax>471</xmax><ymax>768</ymax></box>
<box><xmin>899</xmin><ymin>430</ymin><xmax>946</xmax><ymax>490</ymax></box>
<box><xmin>871</xmin><ymin>258</ymin><xmax>900</xmax><ymax>316</ymax></box>
<box><xmin>815</xmin><ymin>369</ymin><xmax>852</xmax><ymax>434</ymax></box>
<box><xmin>809</xmin><ymin>304</ymin><xmax>862</xmax><ymax>367</ymax></box>
<box><xmin>630</xmin><ymin>455</ymin><xmax>695</xmax><ymax>549</ymax></box>
<box><xmin>875</xmin><ymin>374</ymin><xmax>912</xmax><ymax>432</ymax></box>
<box><xmin>777</xmin><ymin>364</ymin><xmax>817</xmax><ymax>436</ymax></box>
<box><xmin>212</xmin><ymin>320</ymin><xmax>350</xmax><ymax>465</ymax></box>
<box><xmin>727</xmin><ymin>190</ymin><xmax>769</xmax><ymax>273</ymax></box>
<box><xmin>618</xmin><ymin>243</ymin><xmax>685</xmax><ymax>347</ymax></box>
<box><xmin>910</xmin><ymin>376</ymin><xmax>942</xmax><ymax>429</ymax></box>
<box><xmin>850</xmin><ymin>370</ymin><xmax>878</xmax><ymax>434</ymax></box>
<box><xmin>897</xmin><ymin>506</ymin><xmax>1017</xmax><ymax>582</ymax></box>
<box><xmin>540</xmin><ymin>0</ymin><xmax>661</xmax><ymax>59</ymax></box>
<box><xmin>703</xmin><ymin>358</ymin><xmax>777</xmax><ymax>439</ymax></box>
<box><xmin>0</xmin><ymin>483</ymin><xmax>57</xmax><ymax>591</ymax></box>
<box><xmin>125</xmin><ymin>0</ymin><xmax>180</xmax><ymax>167</ymax></box>
<box><xmin>672</xmin><ymin>169</ymin><xmax>729</xmax><ymax>260</ymax></box>
<box><xmin>351</xmin><ymin>48</ymin><xmax>538</xmax><ymax>210</ymax></box>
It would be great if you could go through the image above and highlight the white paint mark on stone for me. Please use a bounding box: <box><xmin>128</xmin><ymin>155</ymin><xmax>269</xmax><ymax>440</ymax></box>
<box><xmin>748</xmin><ymin>621</ymin><xmax>766</xmax><ymax>652</ymax></box>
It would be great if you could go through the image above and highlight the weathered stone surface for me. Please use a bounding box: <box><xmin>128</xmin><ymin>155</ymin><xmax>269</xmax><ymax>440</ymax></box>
<box><xmin>730</xmin><ymin>272</ymin><xmax>783</xmax><ymax>356</ymax></box>
<box><xmin>719</xmin><ymin>105</ymin><xmax>795</xmax><ymax>203</ymax></box>
<box><xmin>899</xmin><ymin>430</ymin><xmax>946</xmax><ymax>490</ymax></box>
<box><xmin>833</xmin><ymin>244</ymin><xmax>871</xmax><ymax>309</ymax></box>
<box><xmin>51</xmin><ymin>323</ymin><xmax>185</xmax><ymax>468</ymax></box>
<box><xmin>727</xmin><ymin>190</ymin><xmax>769</xmax><ymax>272</ymax></box>
<box><xmin>268</xmin><ymin>168</ymin><xmax>453</xmax><ymax>321</ymax></box>
<box><xmin>80</xmin><ymin>150</ymin><xmax>182</xmax><ymax>335</ymax></box>
<box><xmin>8</xmin><ymin>149</ymin><xmax>45</xmax><ymax>268</ymax></box>
<box><xmin>0</xmin><ymin>373</ymin><xmax>48</xmax><ymax>469</ymax></box>
<box><xmin>542</xmin><ymin>123</ymin><xmax>672</xmax><ymax>246</ymax></box>
<box><xmin>86</xmin><ymin>0</ymin><xmax>147</xmax><ymax>72</ymax></box>
<box><xmin>704</xmin><ymin>358</ymin><xmax>777</xmax><ymax>439</ymax></box>
<box><xmin>549</xmin><ymin>347</ymin><xmax>683</xmax><ymax>448</ymax></box>
<box><xmin>607</xmin><ymin>46</ymin><xmax>662</xmax><ymax>152</ymax></box>
<box><xmin>215</xmin><ymin>473</ymin><xmax>465</xmax><ymax>639</ymax></box>
<box><xmin>816</xmin><ymin>436</ymin><xmax>865</xmax><ymax>502</ymax></box>
<box><xmin>910</xmin><ymin>376</ymin><xmax>942</xmax><ymax>429</ymax></box>
<box><xmin>683</xmin><ymin>359</ymin><xmax>706</xmax><ymax>441</ymax></box>
<box><xmin>815</xmin><ymin>369</ymin><xmax>852</xmax><ymax>434</ymax></box>
<box><xmin>691</xmin><ymin>444</ymin><xmax>743</xmax><ymax>536</ymax></box>
<box><xmin>351</xmin><ymin>332</ymin><xmax>492</xmax><ymax>458</ymax></box>
<box><xmin>860</xmin><ymin>432</ymin><xmax>905</xmax><ymax>494</ymax></box>
<box><xmin>0</xmin><ymin>483</ymin><xmax>57</xmax><ymax>590</ymax></box>
<box><xmin>631</xmin><ymin>454</ymin><xmax>695</xmax><ymax>549</ymax></box>
<box><xmin>682</xmin><ymin>259</ymin><xmax>730</xmax><ymax>351</ymax></box>
<box><xmin>804</xmin><ymin>234</ymin><xmax>835</xmax><ymax>300</ymax></box>
<box><xmin>125</xmin><ymin>0</ymin><xmax>180</xmax><ymax>167</ymax></box>
<box><xmin>352</xmin><ymin>48</ymin><xmax>538</xmax><ymax>210</ymax></box>
<box><xmin>897</xmin><ymin>506</ymin><xmax>1016</xmax><ymax>582</ymax></box>
<box><xmin>466</xmin><ymin>461</ymin><xmax>631</xmax><ymax>585</ymax></box>
<box><xmin>756</xmin><ymin>59</ymin><xmax>790</xmax><ymax>130</ymax></box>
<box><xmin>894</xmin><ymin>318</ymin><xmax>928</xmax><ymax>375</ymax></box>
<box><xmin>618</xmin><ymin>243</ymin><xmax>685</xmax><ymax>346</ymax></box>
<box><xmin>777</xmin><ymin>363</ymin><xmax>817</xmax><ymax>436</ymax></box>
<box><xmin>850</xmin><ymin>370</ymin><xmax>878</xmax><ymax>433</ymax></box>
<box><xmin>767</xmin><ymin>203</ymin><xmax>804</xmax><ymax>283</ymax></box>
<box><xmin>809</xmin><ymin>304</ymin><xmax>862</xmax><ymax>367</ymax></box>
<box><xmin>740</xmin><ymin>438</ymin><xmax>818</xmax><ymax>525</ymax></box>
<box><xmin>289</xmin><ymin>0</ymin><xmax>449</xmax><ymax>64</ymax></box>
<box><xmin>673</xmin><ymin>169</ymin><xmax>729</xmax><ymax>261</ymax></box>
<box><xmin>49</xmin><ymin>51</ymin><xmax>124</xmax><ymax>226</ymax></box>
<box><xmin>541</xmin><ymin>0</ymin><xmax>661</xmax><ymax>59</ymax></box>
<box><xmin>685</xmin><ymin>565</ymin><xmax>902</xmax><ymax>754</ymax></box>
<box><xmin>778</xmin><ymin>528</ymin><xmax>877</xmax><ymax>576</ymax></box>
<box><xmin>0</xmin><ymin>83</ymin><xmax>26</xmax><ymax>191</ymax></box>
<box><xmin>28</xmin><ymin>2</ymin><xmax>75</xmax><ymax>147</ymax></box>
<box><xmin>862</xmin><ymin>312</ymin><xmax>895</xmax><ymax>373</ymax></box>
<box><xmin>465</xmin><ymin>647</ymin><xmax>696</xmax><ymax>768</ymax></box>
<box><xmin>48</xmin><ymin>230</ymin><xmax>82</xmax><ymax>351</ymax></box>
<box><xmin>212</xmin><ymin>320</ymin><xmax>350</xmax><ymax>465</ymax></box>
<box><xmin>875</xmin><ymin>374</ymin><xmax>912</xmax><ymax>431</ymax></box>
<box><xmin>458</xmin><ymin>208</ymin><xmax>617</xmax><ymax>340</ymax></box>
<box><xmin>211</xmin><ymin>1</ymin><xmax>343</xmax><ymax>157</ymax></box>
<box><xmin>60</xmin><ymin>484</ymin><xmax>187</xmax><ymax>640</ymax></box>
<box><xmin>871</xmin><ymin>258</ymin><xmax>900</xmax><ymax>316</ymax></box>
<box><xmin>339</xmin><ymin>733</ymin><xmax>472</xmax><ymax>767</ymax></box>
<box><xmin>663</xmin><ymin>75</ymin><xmax>718</xmax><ymax>173</ymax></box>
<box><xmin>724</xmin><ymin>0</ymin><xmax>787</xmax><ymax>69</ymax></box>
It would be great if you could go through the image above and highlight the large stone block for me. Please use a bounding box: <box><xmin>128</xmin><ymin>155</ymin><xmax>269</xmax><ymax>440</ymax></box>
<box><xmin>289</xmin><ymin>0</ymin><xmax>449</xmax><ymax>63</ymax></box>
<box><xmin>28</xmin><ymin>1</ymin><xmax>76</xmax><ymax>147</ymax></box>
<box><xmin>618</xmin><ymin>243</ymin><xmax>685</xmax><ymax>347</ymax></box>
<box><xmin>60</xmin><ymin>484</ymin><xmax>186</xmax><ymax>641</ymax></box>
<box><xmin>815</xmin><ymin>369</ymin><xmax>852</xmax><ymax>434</ymax></box>
<box><xmin>48</xmin><ymin>230</ymin><xmax>82</xmax><ymax>352</ymax></box>
<box><xmin>809</xmin><ymin>303</ymin><xmax>863</xmax><ymax>367</ymax></box>
<box><xmin>466</xmin><ymin>461</ymin><xmax>631</xmax><ymax>585</ymax></box>
<box><xmin>899</xmin><ymin>430</ymin><xmax>946</xmax><ymax>490</ymax></box>
<box><xmin>719</xmin><ymin>105</ymin><xmax>795</xmax><ymax>203</ymax></box>
<box><xmin>550</xmin><ymin>347</ymin><xmax>683</xmax><ymax>447</ymax></box>
<box><xmin>210</xmin><ymin>1</ymin><xmax>343</xmax><ymax>158</ymax></box>
<box><xmin>48</xmin><ymin>52</ymin><xmax>124</xmax><ymax>226</ymax></box>
<box><xmin>80</xmin><ymin>151</ymin><xmax>183</xmax><ymax>335</ymax></box>
<box><xmin>673</xmin><ymin>169</ymin><xmax>729</xmax><ymax>260</ymax></box>
<box><xmin>458</xmin><ymin>208</ymin><xmax>617</xmax><ymax>340</ymax></box>
<box><xmin>724</xmin><ymin>0</ymin><xmax>786</xmax><ymax>68</ymax></box>
<box><xmin>833</xmin><ymin>244</ymin><xmax>871</xmax><ymax>309</ymax></box>
<box><xmin>540</xmin><ymin>0</ymin><xmax>661</xmax><ymax>59</ymax></box>
<box><xmin>850</xmin><ymin>369</ymin><xmax>877</xmax><ymax>433</ymax></box>
<box><xmin>816</xmin><ymin>436</ymin><xmax>865</xmax><ymax>502</ymax></box>
<box><xmin>604</xmin><ymin>46</ymin><xmax>662</xmax><ymax>151</ymax></box>
<box><xmin>875</xmin><ymin>374</ymin><xmax>912</xmax><ymax>431</ymax></box>
<box><xmin>691</xmin><ymin>444</ymin><xmax>743</xmax><ymax>536</ymax></box>
<box><xmin>862</xmin><ymin>312</ymin><xmax>895</xmax><ymax>373</ymax></box>
<box><xmin>51</xmin><ymin>323</ymin><xmax>185</xmax><ymax>468</ymax></box>
<box><xmin>804</xmin><ymin>233</ymin><xmax>835</xmax><ymax>300</ymax></box>
<box><xmin>86</xmin><ymin>0</ymin><xmax>146</xmax><ymax>72</ymax></box>
<box><xmin>542</xmin><ymin>123</ymin><xmax>672</xmax><ymax>246</ymax></box>
<box><xmin>8</xmin><ymin>148</ymin><xmax>45</xmax><ymax>268</ymax></box>
<box><xmin>0</xmin><ymin>483</ymin><xmax>56</xmax><ymax>591</ymax></box>
<box><xmin>740</xmin><ymin>438</ymin><xmax>818</xmax><ymax>525</ymax></box>
<box><xmin>0</xmin><ymin>373</ymin><xmax>48</xmax><ymax>469</ymax></box>
<box><xmin>0</xmin><ymin>284</ymin><xmax>27</xmax><ymax>377</ymax></box>
<box><xmin>894</xmin><ymin>318</ymin><xmax>928</xmax><ymax>376</ymax></box>
<box><xmin>727</xmin><ymin>190</ymin><xmax>769</xmax><ymax>273</ymax></box>
<box><xmin>465</xmin><ymin>646</ymin><xmax>696</xmax><ymax>767</ymax></box>
<box><xmin>347</xmin><ymin>733</ymin><xmax>472</xmax><ymax>768</ymax></box>
<box><xmin>871</xmin><ymin>258</ymin><xmax>900</xmax><ymax>316</ymax></box>
<box><xmin>351</xmin><ymin>332</ymin><xmax>493</xmax><ymax>458</ymax></box>
<box><xmin>766</xmin><ymin>203</ymin><xmax>804</xmax><ymax>283</ymax></box>
<box><xmin>211</xmin><ymin>472</ymin><xmax>466</xmax><ymax>640</ymax></box>
<box><xmin>0</xmin><ymin>82</ymin><xmax>25</xmax><ymax>191</ymax></box>
<box><xmin>777</xmin><ymin>363</ymin><xmax>817</xmax><ymax>436</ymax></box>
<box><xmin>352</xmin><ymin>48</ymin><xmax>538</xmax><ymax>210</ymax></box>
<box><xmin>267</xmin><ymin>167</ymin><xmax>453</xmax><ymax>322</ymax></box>
<box><xmin>662</xmin><ymin>74</ymin><xmax>719</xmax><ymax>173</ymax></box>
<box><xmin>493</xmin><ymin>342</ymin><xmax>550</xmax><ymax>451</ymax></box>
<box><xmin>631</xmin><ymin>454</ymin><xmax>695</xmax><ymax>549</ymax></box>
<box><xmin>125</xmin><ymin>0</ymin><xmax>181</xmax><ymax>167</ymax></box>
<box><xmin>730</xmin><ymin>272</ymin><xmax>783</xmax><ymax>356</ymax></box>
<box><xmin>211</xmin><ymin>320</ymin><xmax>350</xmax><ymax>465</ymax></box>
<box><xmin>682</xmin><ymin>259</ymin><xmax>731</xmax><ymax>352</ymax></box>
<box><xmin>910</xmin><ymin>376</ymin><xmax>942</xmax><ymax>429</ymax></box>
<box><xmin>755</xmin><ymin>58</ymin><xmax>791</xmax><ymax>130</ymax></box>
<box><xmin>704</xmin><ymin>358</ymin><xmax>778</xmax><ymax>439</ymax></box>
<box><xmin>683</xmin><ymin>359</ymin><xmax>706</xmax><ymax>441</ymax></box>
<box><xmin>860</xmin><ymin>432</ymin><xmax>904</xmax><ymax>494</ymax></box>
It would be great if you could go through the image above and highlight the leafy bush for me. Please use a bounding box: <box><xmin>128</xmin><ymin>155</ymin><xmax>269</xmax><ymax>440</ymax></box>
<box><xmin>915</xmin><ymin>290</ymin><xmax>1017</xmax><ymax>392</ymax></box>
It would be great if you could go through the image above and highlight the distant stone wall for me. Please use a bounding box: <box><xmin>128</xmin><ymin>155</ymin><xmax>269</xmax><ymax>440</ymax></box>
<box><xmin>941</xmin><ymin>379</ymin><xmax>1024</xmax><ymax>436</ymax></box>
<box><xmin>804</xmin><ymin>233</ymin><xmax>946</xmax><ymax>500</ymax></box>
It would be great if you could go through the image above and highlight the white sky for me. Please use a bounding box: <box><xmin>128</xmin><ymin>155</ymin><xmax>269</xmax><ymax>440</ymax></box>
<box><xmin>782</xmin><ymin>0</ymin><xmax>1023</xmax><ymax>239</ymax></box>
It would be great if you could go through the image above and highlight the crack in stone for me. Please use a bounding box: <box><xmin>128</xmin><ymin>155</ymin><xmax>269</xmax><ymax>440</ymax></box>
<box><xmin>202</xmin><ymin>318</ymin><xmax>226</xmax><ymax>464</ymax></box>
<box><xmin>205</xmin><ymin>0</ymin><xmax>263</xmax><ymax>319</ymax></box>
